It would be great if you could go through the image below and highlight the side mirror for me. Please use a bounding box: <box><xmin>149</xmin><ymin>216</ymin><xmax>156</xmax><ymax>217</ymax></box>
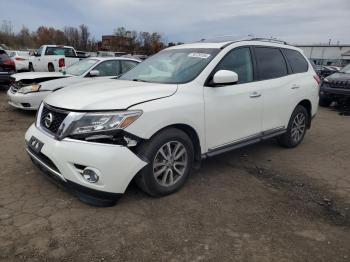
<box><xmin>212</xmin><ymin>70</ymin><xmax>238</xmax><ymax>86</ymax></box>
<box><xmin>34</xmin><ymin>51</ymin><xmax>39</xmax><ymax>57</ymax></box>
<box><xmin>89</xmin><ymin>70</ymin><xmax>100</xmax><ymax>77</ymax></box>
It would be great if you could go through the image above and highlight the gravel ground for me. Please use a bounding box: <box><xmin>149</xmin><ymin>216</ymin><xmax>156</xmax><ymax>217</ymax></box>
<box><xmin>0</xmin><ymin>89</ymin><xmax>349</xmax><ymax>262</ymax></box>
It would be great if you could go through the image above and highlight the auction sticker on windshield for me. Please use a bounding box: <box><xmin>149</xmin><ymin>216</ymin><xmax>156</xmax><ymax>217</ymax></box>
<box><xmin>188</xmin><ymin>53</ymin><xmax>211</xmax><ymax>59</ymax></box>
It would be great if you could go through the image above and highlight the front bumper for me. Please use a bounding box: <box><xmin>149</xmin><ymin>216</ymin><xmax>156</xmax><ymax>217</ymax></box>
<box><xmin>321</xmin><ymin>86</ymin><xmax>350</xmax><ymax>97</ymax></box>
<box><xmin>25</xmin><ymin>124</ymin><xmax>147</xmax><ymax>204</ymax></box>
<box><xmin>7</xmin><ymin>89</ymin><xmax>49</xmax><ymax>110</ymax></box>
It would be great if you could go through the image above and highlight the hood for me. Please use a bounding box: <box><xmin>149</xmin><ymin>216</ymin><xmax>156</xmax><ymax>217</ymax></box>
<box><xmin>12</xmin><ymin>72</ymin><xmax>71</xmax><ymax>82</ymax></box>
<box><xmin>44</xmin><ymin>79</ymin><xmax>178</xmax><ymax>110</ymax></box>
<box><xmin>40</xmin><ymin>76</ymin><xmax>115</xmax><ymax>91</ymax></box>
<box><xmin>326</xmin><ymin>72</ymin><xmax>350</xmax><ymax>82</ymax></box>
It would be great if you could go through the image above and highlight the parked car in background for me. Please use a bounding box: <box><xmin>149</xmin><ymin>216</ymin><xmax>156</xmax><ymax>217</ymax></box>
<box><xmin>315</xmin><ymin>65</ymin><xmax>339</xmax><ymax>79</ymax></box>
<box><xmin>96</xmin><ymin>51</ymin><xmax>115</xmax><ymax>57</ymax></box>
<box><xmin>9</xmin><ymin>50</ymin><xmax>31</xmax><ymax>71</ymax></box>
<box><xmin>24</xmin><ymin>38</ymin><xmax>319</xmax><ymax>206</ymax></box>
<box><xmin>0</xmin><ymin>49</ymin><xmax>16</xmax><ymax>87</ymax></box>
<box><xmin>319</xmin><ymin>63</ymin><xmax>350</xmax><ymax>106</ymax></box>
<box><xmin>29</xmin><ymin>45</ymin><xmax>82</xmax><ymax>72</ymax></box>
<box><xmin>76</xmin><ymin>51</ymin><xmax>91</xmax><ymax>58</ymax></box>
<box><xmin>8</xmin><ymin>57</ymin><xmax>140</xmax><ymax>110</ymax></box>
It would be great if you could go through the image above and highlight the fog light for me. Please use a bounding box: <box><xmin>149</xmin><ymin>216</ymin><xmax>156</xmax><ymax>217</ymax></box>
<box><xmin>82</xmin><ymin>168</ymin><xmax>99</xmax><ymax>183</ymax></box>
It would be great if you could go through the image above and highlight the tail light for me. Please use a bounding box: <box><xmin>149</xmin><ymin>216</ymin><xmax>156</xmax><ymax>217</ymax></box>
<box><xmin>15</xmin><ymin>57</ymin><xmax>26</xmax><ymax>61</ymax></box>
<box><xmin>3</xmin><ymin>59</ymin><xmax>15</xmax><ymax>67</ymax></box>
<box><xmin>313</xmin><ymin>75</ymin><xmax>321</xmax><ymax>86</ymax></box>
<box><xmin>58</xmin><ymin>58</ymin><xmax>65</xmax><ymax>68</ymax></box>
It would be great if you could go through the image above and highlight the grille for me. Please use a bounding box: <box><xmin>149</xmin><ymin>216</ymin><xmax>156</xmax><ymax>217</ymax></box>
<box><xmin>329</xmin><ymin>80</ymin><xmax>350</xmax><ymax>89</ymax></box>
<box><xmin>40</xmin><ymin>105</ymin><xmax>69</xmax><ymax>135</ymax></box>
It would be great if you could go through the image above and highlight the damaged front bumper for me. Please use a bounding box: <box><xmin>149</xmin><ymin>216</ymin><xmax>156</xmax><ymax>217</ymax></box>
<box><xmin>25</xmin><ymin>124</ymin><xmax>148</xmax><ymax>206</ymax></box>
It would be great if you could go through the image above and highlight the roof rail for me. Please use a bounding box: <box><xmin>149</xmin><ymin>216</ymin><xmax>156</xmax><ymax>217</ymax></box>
<box><xmin>197</xmin><ymin>36</ymin><xmax>288</xmax><ymax>49</ymax></box>
<box><xmin>246</xmin><ymin>37</ymin><xmax>288</xmax><ymax>45</ymax></box>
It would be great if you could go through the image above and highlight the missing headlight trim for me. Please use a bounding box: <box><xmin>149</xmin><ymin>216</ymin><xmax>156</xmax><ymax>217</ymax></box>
<box><xmin>69</xmin><ymin>130</ymin><xmax>144</xmax><ymax>147</ymax></box>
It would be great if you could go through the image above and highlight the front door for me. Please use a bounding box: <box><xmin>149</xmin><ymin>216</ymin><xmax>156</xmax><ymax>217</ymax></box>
<box><xmin>204</xmin><ymin>47</ymin><xmax>263</xmax><ymax>151</ymax></box>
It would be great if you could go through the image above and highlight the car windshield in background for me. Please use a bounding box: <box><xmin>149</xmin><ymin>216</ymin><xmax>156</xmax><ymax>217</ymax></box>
<box><xmin>65</xmin><ymin>59</ymin><xmax>98</xmax><ymax>76</ymax></box>
<box><xmin>340</xmin><ymin>64</ymin><xmax>350</xmax><ymax>73</ymax></box>
<box><xmin>120</xmin><ymin>48</ymin><xmax>220</xmax><ymax>84</ymax></box>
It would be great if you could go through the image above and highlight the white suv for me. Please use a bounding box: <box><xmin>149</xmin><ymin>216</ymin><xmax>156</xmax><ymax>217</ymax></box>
<box><xmin>25</xmin><ymin>39</ymin><xmax>320</xmax><ymax>206</ymax></box>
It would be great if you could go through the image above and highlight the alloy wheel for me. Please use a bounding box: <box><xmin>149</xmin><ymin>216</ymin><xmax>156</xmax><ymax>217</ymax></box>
<box><xmin>291</xmin><ymin>113</ymin><xmax>306</xmax><ymax>143</ymax></box>
<box><xmin>153</xmin><ymin>141</ymin><xmax>188</xmax><ymax>187</ymax></box>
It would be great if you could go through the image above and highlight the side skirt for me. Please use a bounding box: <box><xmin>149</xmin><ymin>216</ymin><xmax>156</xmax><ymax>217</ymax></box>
<box><xmin>203</xmin><ymin>128</ymin><xmax>286</xmax><ymax>158</ymax></box>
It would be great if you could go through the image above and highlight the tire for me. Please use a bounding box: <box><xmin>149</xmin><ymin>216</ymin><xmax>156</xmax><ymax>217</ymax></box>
<box><xmin>48</xmin><ymin>63</ymin><xmax>55</xmax><ymax>72</ymax></box>
<box><xmin>29</xmin><ymin>63</ymin><xmax>34</xmax><ymax>72</ymax></box>
<box><xmin>319</xmin><ymin>95</ymin><xmax>332</xmax><ymax>107</ymax></box>
<box><xmin>135</xmin><ymin>128</ymin><xmax>194</xmax><ymax>197</ymax></box>
<box><xmin>278</xmin><ymin>105</ymin><xmax>309</xmax><ymax>148</ymax></box>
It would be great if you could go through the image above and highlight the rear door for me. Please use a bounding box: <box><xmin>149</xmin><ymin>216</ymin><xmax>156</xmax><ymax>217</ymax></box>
<box><xmin>253</xmin><ymin>46</ymin><xmax>294</xmax><ymax>133</ymax></box>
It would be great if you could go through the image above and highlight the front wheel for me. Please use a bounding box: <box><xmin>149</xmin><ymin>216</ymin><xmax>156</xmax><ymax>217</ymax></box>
<box><xmin>135</xmin><ymin>128</ymin><xmax>194</xmax><ymax>197</ymax></box>
<box><xmin>278</xmin><ymin>105</ymin><xmax>309</xmax><ymax>148</ymax></box>
<box><xmin>319</xmin><ymin>95</ymin><xmax>332</xmax><ymax>107</ymax></box>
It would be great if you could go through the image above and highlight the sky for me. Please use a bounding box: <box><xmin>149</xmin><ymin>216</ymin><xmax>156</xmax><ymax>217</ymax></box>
<box><xmin>2</xmin><ymin>0</ymin><xmax>350</xmax><ymax>45</ymax></box>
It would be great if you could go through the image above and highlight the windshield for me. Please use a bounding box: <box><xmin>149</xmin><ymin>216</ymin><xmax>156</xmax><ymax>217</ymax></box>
<box><xmin>120</xmin><ymin>48</ymin><xmax>220</xmax><ymax>84</ymax></box>
<box><xmin>340</xmin><ymin>64</ymin><xmax>350</xmax><ymax>73</ymax></box>
<box><xmin>65</xmin><ymin>59</ymin><xmax>98</xmax><ymax>76</ymax></box>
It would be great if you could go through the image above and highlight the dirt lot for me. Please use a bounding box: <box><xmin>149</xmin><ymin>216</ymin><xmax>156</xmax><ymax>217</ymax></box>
<box><xmin>0</xmin><ymin>89</ymin><xmax>349</xmax><ymax>262</ymax></box>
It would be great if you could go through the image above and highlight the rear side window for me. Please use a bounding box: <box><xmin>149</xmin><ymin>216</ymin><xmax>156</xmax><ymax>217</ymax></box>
<box><xmin>255</xmin><ymin>47</ymin><xmax>288</xmax><ymax>80</ymax></box>
<box><xmin>282</xmin><ymin>49</ymin><xmax>308</xmax><ymax>73</ymax></box>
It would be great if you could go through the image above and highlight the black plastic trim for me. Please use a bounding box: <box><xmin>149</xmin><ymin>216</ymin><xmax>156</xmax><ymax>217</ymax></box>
<box><xmin>204</xmin><ymin>128</ymin><xmax>286</xmax><ymax>158</ymax></box>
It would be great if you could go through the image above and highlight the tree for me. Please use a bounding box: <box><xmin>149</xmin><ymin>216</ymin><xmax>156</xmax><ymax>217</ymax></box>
<box><xmin>79</xmin><ymin>24</ymin><xmax>90</xmax><ymax>50</ymax></box>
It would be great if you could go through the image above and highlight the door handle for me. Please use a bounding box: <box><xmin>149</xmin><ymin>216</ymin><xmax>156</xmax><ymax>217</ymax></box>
<box><xmin>291</xmin><ymin>85</ymin><xmax>300</xmax><ymax>89</ymax></box>
<box><xmin>249</xmin><ymin>91</ymin><xmax>261</xmax><ymax>98</ymax></box>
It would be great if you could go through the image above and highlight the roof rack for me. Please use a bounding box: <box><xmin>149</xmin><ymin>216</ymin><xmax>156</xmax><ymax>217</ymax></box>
<box><xmin>197</xmin><ymin>36</ymin><xmax>288</xmax><ymax>49</ymax></box>
<box><xmin>246</xmin><ymin>37</ymin><xmax>288</xmax><ymax>45</ymax></box>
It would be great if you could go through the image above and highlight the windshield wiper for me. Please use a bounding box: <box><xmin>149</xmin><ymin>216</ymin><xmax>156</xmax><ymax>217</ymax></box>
<box><xmin>132</xmin><ymin>78</ymin><xmax>148</xmax><ymax>82</ymax></box>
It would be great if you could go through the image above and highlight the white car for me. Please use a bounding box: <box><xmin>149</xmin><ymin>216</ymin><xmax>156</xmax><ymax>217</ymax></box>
<box><xmin>25</xmin><ymin>38</ymin><xmax>320</xmax><ymax>206</ymax></box>
<box><xmin>9</xmin><ymin>51</ymin><xmax>31</xmax><ymax>71</ymax></box>
<box><xmin>7</xmin><ymin>57</ymin><xmax>140</xmax><ymax>110</ymax></box>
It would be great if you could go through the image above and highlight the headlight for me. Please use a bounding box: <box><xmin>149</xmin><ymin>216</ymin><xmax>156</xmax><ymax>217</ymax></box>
<box><xmin>323</xmin><ymin>77</ymin><xmax>329</xmax><ymax>83</ymax></box>
<box><xmin>18</xmin><ymin>84</ymin><xmax>41</xmax><ymax>94</ymax></box>
<box><xmin>69</xmin><ymin>110</ymin><xmax>142</xmax><ymax>135</ymax></box>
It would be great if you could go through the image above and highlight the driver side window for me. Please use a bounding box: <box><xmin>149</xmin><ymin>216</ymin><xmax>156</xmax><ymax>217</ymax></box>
<box><xmin>215</xmin><ymin>47</ymin><xmax>253</xmax><ymax>84</ymax></box>
<box><xmin>93</xmin><ymin>60</ymin><xmax>120</xmax><ymax>76</ymax></box>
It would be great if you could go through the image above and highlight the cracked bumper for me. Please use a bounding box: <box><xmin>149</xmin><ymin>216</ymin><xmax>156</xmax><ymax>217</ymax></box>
<box><xmin>25</xmin><ymin>124</ymin><xmax>147</xmax><ymax>198</ymax></box>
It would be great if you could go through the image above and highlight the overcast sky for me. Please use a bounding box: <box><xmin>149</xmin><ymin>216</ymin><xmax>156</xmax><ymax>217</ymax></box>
<box><xmin>2</xmin><ymin>0</ymin><xmax>350</xmax><ymax>44</ymax></box>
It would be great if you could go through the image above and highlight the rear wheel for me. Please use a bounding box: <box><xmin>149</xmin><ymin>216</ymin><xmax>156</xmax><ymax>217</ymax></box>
<box><xmin>48</xmin><ymin>63</ymin><xmax>55</xmax><ymax>72</ymax></box>
<box><xmin>278</xmin><ymin>105</ymin><xmax>309</xmax><ymax>148</ymax></box>
<box><xmin>135</xmin><ymin>128</ymin><xmax>194</xmax><ymax>197</ymax></box>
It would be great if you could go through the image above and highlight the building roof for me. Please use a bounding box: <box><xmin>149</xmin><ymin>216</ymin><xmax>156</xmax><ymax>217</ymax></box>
<box><xmin>296</xmin><ymin>44</ymin><xmax>350</xmax><ymax>48</ymax></box>
<box><xmin>342</xmin><ymin>50</ymin><xmax>350</xmax><ymax>56</ymax></box>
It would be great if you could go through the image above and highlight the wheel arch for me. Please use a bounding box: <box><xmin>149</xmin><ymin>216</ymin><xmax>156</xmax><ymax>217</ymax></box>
<box><xmin>146</xmin><ymin>123</ymin><xmax>202</xmax><ymax>163</ymax></box>
<box><xmin>48</xmin><ymin>63</ymin><xmax>54</xmax><ymax>71</ymax></box>
<box><xmin>297</xmin><ymin>99</ymin><xmax>312</xmax><ymax>128</ymax></box>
